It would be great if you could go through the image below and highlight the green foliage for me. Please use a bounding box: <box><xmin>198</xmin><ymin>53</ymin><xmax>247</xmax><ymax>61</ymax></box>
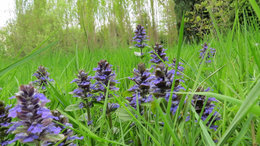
<box><xmin>0</xmin><ymin>0</ymin><xmax>182</xmax><ymax>55</ymax></box>
<box><xmin>174</xmin><ymin>0</ymin><xmax>260</xmax><ymax>41</ymax></box>
<box><xmin>232</xmin><ymin>0</ymin><xmax>260</xmax><ymax>26</ymax></box>
<box><xmin>0</xmin><ymin>21</ymin><xmax>259</xmax><ymax>145</ymax></box>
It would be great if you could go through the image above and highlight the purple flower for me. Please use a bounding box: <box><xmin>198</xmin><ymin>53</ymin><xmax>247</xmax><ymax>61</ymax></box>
<box><xmin>0</xmin><ymin>101</ymin><xmax>12</xmax><ymax>145</ymax></box>
<box><xmin>70</xmin><ymin>70</ymin><xmax>93</xmax><ymax>131</ymax></box>
<box><xmin>7</xmin><ymin>85</ymin><xmax>64</xmax><ymax>144</ymax></box>
<box><xmin>199</xmin><ymin>43</ymin><xmax>216</xmax><ymax>63</ymax></box>
<box><xmin>133</xmin><ymin>25</ymin><xmax>148</xmax><ymax>48</ymax></box>
<box><xmin>192</xmin><ymin>87</ymin><xmax>220</xmax><ymax>130</ymax></box>
<box><xmin>107</xmin><ymin>103</ymin><xmax>120</xmax><ymax>113</ymax></box>
<box><xmin>171</xmin><ymin>58</ymin><xmax>184</xmax><ymax>76</ymax></box>
<box><xmin>87</xmin><ymin>120</ymin><xmax>93</xmax><ymax>126</ymax></box>
<box><xmin>92</xmin><ymin>60</ymin><xmax>119</xmax><ymax>101</ymax></box>
<box><xmin>151</xmin><ymin>63</ymin><xmax>185</xmax><ymax>115</ymax></box>
<box><xmin>150</xmin><ymin>43</ymin><xmax>169</xmax><ymax>64</ymax></box>
<box><xmin>127</xmin><ymin>63</ymin><xmax>154</xmax><ymax>109</ymax></box>
<box><xmin>133</xmin><ymin>25</ymin><xmax>148</xmax><ymax>55</ymax></box>
<box><xmin>32</xmin><ymin>65</ymin><xmax>53</xmax><ymax>90</ymax></box>
<box><xmin>70</xmin><ymin>70</ymin><xmax>92</xmax><ymax>108</ymax></box>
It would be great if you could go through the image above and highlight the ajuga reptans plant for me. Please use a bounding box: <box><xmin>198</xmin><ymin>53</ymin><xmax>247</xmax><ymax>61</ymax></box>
<box><xmin>92</xmin><ymin>60</ymin><xmax>119</xmax><ymax>128</ymax></box>
<box><xmin>133</xmin><ymin>25</ymin><xmax>148</xmax><ymax>56</ymax></box>
<box><xmin>151</xmin><ymin>63</ymin><xmax>185</xmax><ymax>115</ymax></box>
<box><xmin>0</xmin><ymin>101</ymin><xmax>12</xmax><ymax>146</ymax></box>
<box><xmin>150</xmin><ymin>43</ymin><xmax>169</xmax><ymax>64</ymax></box>
<box><xmin>71</xmin><ymin>70</ymin><xmax>93</xmax><ymax>125</ymax></box>
<box><xmin>127</xmin><ymin>63</ymin><xmax>154</xmax><ymax>110</ymax></box>
<box><xmin>8</xmin><ymin>85</ymin><xmax>64</xmax><ymax>145</ymax></box>
<box><xmin>92</xmin><ymin>60</ymin><xmax>119</xmax><ymax>102</ymax></box>
<box><xmin>199</xmin><ymin>43</ymin><xmax>216</xmax><ymax>63</ymax></box>
<box><xmin>192</xmin><ymin>87</ymin><xmax>220</xmax><ymax>130</ymax></box>
<box><xmin>33</xmin><ymin>65</ymin><xmax>53</xmax><ymax>90</ymax></box>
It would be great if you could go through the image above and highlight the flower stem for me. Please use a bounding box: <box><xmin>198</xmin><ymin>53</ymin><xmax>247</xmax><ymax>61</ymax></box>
<box><xmin>36</xmin><ymin>140</ymin><xmax>41</xmax><ymax>146</ymax></box>
<box><xmin>107</xmin><ymin>104</ymin><xmax>113</xmax><ymax>129</ymax></box>
<box><xmin>84</xmin><ymin>91</ymin><xmax>91</xmax><ymax>124</ymax></box>
<box><xmin>85</xmin><ymin>99</ymin><xmax>91</xmax><ymax>124</ymax></box>
<box><xmin>251</xmin><ymin>120</ymin><xmax>257</xmax><ymax>146</ymax></box>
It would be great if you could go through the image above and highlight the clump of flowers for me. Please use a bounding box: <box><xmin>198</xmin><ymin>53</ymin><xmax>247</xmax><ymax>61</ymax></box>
<box><xmin>70</xmin><ymin>70</ymin><xmax>93</xmax><ymax>125</ymax></box>
<box><xmin>127</xmin><ymin>63</ymin><xmax>154</xmax><ymax>109</ymax></box>
<box><xmin>199</xmin><ymin>43</ymin><xmax>216</xmax><ymax>63</ymax></box>
<box><xmin>150</xmin><ymin>43</ymin><xmax>169</xmax><ymax>64</ymax></box>
<box><xmin>33</xmin><ymin>65</ymin><xmax>53</xmax><ymax>90</ymax></box>
<box><xmin>133</xmin><ymin>25</ymin><xmax>148</xmax><ymax>55</ymax></box>
<box><xmin>192</xmin><ymin>87</ymin><xmax>220</xmax><ymax>130</ymax></box>
<box><xmin>71</xmin><ymin>70</ymin><xmax>92</xmax><ymax>108</ymax></box>
<box><xmin>92</xmin><ymin>60</ymin><xmax>119</xmax><ymax>127</ymax></box>
<box><xmin>47</xmin><ymin>110</ymin><xmax>83</xmax><ymax>145</ymax></box>
<box><xmin>8</xmin><ymin>85</ymin><xmax>64</xmax><ymax>145</ymax></box>
<box><xmin>151</xmin><ymin>63</ymin><xmax>185</xmax><ymax>115</ymax></box>
<box><xmin>0</xmin><ymin>101</ymin><xmax>12</xmax><ymax>146</ymax></box>
<box><xmin>92</xmin><ymin>60</ymin><xmax>119</xmax><ymax>102</ymax></box>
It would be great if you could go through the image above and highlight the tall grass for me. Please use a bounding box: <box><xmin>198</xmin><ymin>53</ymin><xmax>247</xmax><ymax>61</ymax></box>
<box><xmin>0</xmin><ymin>17</ymin><xmax>259</xmax><ymax>146</ymax></box>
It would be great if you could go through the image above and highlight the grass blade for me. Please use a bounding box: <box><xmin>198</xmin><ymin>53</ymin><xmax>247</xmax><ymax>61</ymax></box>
<box><xmin>232</xmin><ymin>115</ymin><xmax>254</xmax><ymax>146</ymax></box>
<box><xmin>249</xmin><ymin>0</ymin><xmax>260</xmax><ymax>20</ymax></box>
<box><xmin>190</xmin><ymin>106</ymin><xmax>216</xmax><ymax>146</ymax></box>
<box><xmin>0</xmin><ymin>41</ymin><xmax>57</xmax><ymax>78</ymax></box>
<box><xmin>176</xmin><ymin>92</ymin><xmax>260</xmax><ymax>116</ymax></box>
<box><xmin>217</xmin><ymin>80</ymin><xmax>260</xmax><ymax>145</ymax></box>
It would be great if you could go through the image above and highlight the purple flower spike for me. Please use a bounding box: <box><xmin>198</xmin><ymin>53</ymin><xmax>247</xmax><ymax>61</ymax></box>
<box><xmin>192</xmin><ymin>87</ymin><xmax>220</xmax><ymax>130</ymax></box>
<box><xmin>133</xmin><ymin>25</ymin><xmax>148</xmax><ymax>49</ymax></box>
<box><xmin>92</xmin><ymin>60</ymin><xmax>119</xmax><ymax>102</ymax></box>
<box><xmin>71</xmin><ymin>70</ymin><xmax>92</xmax><ymax>102</ymax></box>
<box><xmin>7</xmin><ymin>85</ymin><xmax>64</xmax><ymax>144</ymax></box>
<box><xmin>151</xmin><ymin>63</ymin><xmax>185</xmax><ymax>115</ymax></box>
<box><xmin>199</xmin><ymin>43</ymin><xmax>216</xmax><ymax>63</ymax></box>
<box><xmin>32</xmin><ymin>65</ymin><xmax>53</xmax><ymax>90</ymax></box>
<box><xmin>0</xmin><ymin>101</ymin><xmax>12</xmax><ymax>145</ymax></box>
<box><xmin>127</xmin><ymin>63</ymin><xmax>154</xmax><ymax>110</ymax></box>
<box><xmin>150</xmin><ymin>43</ymin><xmax>169</xmax><ymax>64</ymax></box>
<box><xmin>133</xmin><ymin>25</ymin><xmax>148</xmax><ymax>55</ymax></box>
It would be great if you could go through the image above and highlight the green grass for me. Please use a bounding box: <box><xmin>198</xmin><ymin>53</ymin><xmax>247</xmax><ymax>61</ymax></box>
<box><xmin>0</xmin><ymin>22</ymin><xmax>260</xmax><ymax>146</ymax></box>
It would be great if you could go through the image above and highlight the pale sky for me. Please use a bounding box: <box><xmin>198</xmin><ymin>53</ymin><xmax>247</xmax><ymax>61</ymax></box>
<box><xmin>0</xmin><ymin>0</ymin><xmax>15</xmax><ymax>28</ymax></box>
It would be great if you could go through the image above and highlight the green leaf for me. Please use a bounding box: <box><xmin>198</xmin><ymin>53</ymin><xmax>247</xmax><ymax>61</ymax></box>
<box><xmin>112</xmin><ymin>127</ymin><xmax>119</xmax><ymax>135</ymax></box>
<box><xmin>249</xmin><ymin>0</ymin><xmax>260</xmax><ymax>20</ymax></box>
<box><xmin>12</xmin><ymin>127</ymin><xmax>27</xmax><ymax>134</ymax></box>
<box><xmin>65</xmin><ymin>104</ymin><xmax>81</xmax><ymax>111</ymax></box>
<box><xmin>43</xmin><ymin>134</ymin><xmax>65</xmax><ymax>142</ymax></box>
<box><xmin>116</xmin><ymin>107</ymin><xmax>132</xmax><ymax>122</ymax></box>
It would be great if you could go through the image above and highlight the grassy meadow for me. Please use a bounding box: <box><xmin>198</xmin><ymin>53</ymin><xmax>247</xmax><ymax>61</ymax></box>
<box><xmin>0</xmin><ymin>23</ymin><xmax>259</xmax><ymax>146</ymax></box>
<box><xmin>0</xmin><ymin>0</ymin><xmax>260</xmax><ymax>145</ymax></box>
